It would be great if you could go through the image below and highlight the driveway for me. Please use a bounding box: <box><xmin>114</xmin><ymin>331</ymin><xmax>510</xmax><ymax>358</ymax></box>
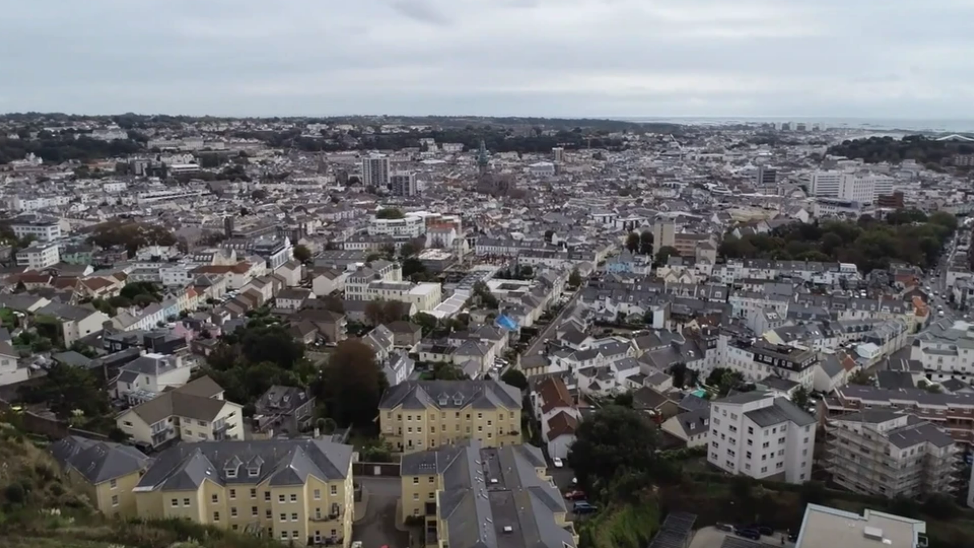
<box><xmin>353</xmin><ymin>477</ymin><xmax>409</xmax><ymax>548</ymax></box>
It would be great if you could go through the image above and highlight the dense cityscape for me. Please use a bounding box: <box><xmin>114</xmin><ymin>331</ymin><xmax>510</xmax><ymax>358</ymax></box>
<box><xmin>3</xmin><ymin>112</ymin><xmax>974</xmax><ymax>548</ymax></box>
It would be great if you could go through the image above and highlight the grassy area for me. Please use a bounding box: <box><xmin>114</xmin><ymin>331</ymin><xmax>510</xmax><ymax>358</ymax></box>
<box><xmin>582</xmin><ymin>500</ymin><xmax>659</xmax><ymax>548</ymax></box>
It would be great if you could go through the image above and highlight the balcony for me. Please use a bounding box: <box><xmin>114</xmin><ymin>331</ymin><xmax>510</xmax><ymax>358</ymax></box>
<box><xmin>151</xmin><ymin>428</ymin><xmax>175</xmax><ymax>445</ymax></box>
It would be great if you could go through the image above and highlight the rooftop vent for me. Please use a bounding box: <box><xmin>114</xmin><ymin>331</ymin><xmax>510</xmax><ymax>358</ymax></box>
<box><xmin>503</xmin><ymin>526</ymin><xmax>514</xmax><ymax>533</ymax></box>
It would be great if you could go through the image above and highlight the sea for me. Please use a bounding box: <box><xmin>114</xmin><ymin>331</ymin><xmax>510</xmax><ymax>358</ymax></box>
<box><xmin>617</xmin><ymin>117</ymin><xmax>974</xmax><ymax>134</ymax></box>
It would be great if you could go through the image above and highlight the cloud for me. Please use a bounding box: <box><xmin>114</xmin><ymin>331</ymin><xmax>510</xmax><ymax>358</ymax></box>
<box><xmin>0</xmin><ymin>0</ymin><xmax>972</xmax><ymax>118</ymax></box>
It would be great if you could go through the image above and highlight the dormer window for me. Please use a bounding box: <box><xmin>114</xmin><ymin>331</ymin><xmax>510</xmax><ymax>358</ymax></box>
<box><xmin>225</xmin><ymin>467</ymin><xmax>238</xmax><ymax>478</ymax></box>
<box><xmin>248</xmin><ymin>467</ymin><xmax>260</xmax><ymax>477</ymax></box>
<box><xmin>438</xmin><ymin>396</ymin><xmax>448</xmax><ymax>406</ymax></box>
<box><xmin>453</xmin><ymin>396</ymin><xmax>463</xmax><ymax>406</ymax></box>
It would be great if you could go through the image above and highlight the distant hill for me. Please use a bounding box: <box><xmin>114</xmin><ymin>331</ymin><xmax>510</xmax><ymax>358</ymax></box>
<box><xmin>826</xmin><ymin>134</ymin><xmax>974</xmax><ymax>165</ymax></box>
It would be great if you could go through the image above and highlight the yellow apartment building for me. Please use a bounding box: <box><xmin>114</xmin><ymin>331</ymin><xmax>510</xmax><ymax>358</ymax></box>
<box><xmin>116</xmin><ymin>376</ymin><xmax>245</xmax><ymax>450</ymax></box>
<box><xmin>50</xmin><ymin>435</ymin><xmax>151</xmax><ymax>518</ymax></box>
<box><xmin>400</xmin><ymin>440</ymin><xmax>578</xmax><ymax>548</ymax></box>
<box><xmin>378</xmin><ymin>380</ymin><xmax>522</xmax><ymax>453</ymax></box>
<box><xmin>132</xmin><ymin>439</ymin><xmax>355</xmax><ymax>546</ymax></box>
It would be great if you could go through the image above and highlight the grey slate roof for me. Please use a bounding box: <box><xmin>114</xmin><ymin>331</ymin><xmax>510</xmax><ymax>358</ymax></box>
<box><xmin>50</xmin><ymin>435</ymin><xmax>149</xmax><ymax>485</ymax></box>
<box><xmin>401</xmin><ymin>440</ymin><xmax>574</xmax><ymax>548</ymax></box>
<box><xmin>744</xmin><ymin>397</ymin><xmax>816</xmax><ymax>428</ymax></box>
<box><xmin>136</xmin><ymin>439</ymin><xmax>353</xmax><ymax>491</ymax></box>
<box><xmin>379</xmin><ymin>380</ymin><xmax>521</xmax><ymax>411</ymax></box>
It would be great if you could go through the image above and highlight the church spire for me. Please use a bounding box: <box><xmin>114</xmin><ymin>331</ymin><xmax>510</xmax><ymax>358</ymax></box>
<box><xmin>476</xmin><ymin>139</ymin><xmax>490</xmax><ymax>176</ymax></box>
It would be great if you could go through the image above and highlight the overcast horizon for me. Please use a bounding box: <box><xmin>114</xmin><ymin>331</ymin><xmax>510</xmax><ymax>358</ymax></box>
<box><xmin>2</xmin><ymin>0</ymin><xmax>973</xmax><ymax>119</ymax></box>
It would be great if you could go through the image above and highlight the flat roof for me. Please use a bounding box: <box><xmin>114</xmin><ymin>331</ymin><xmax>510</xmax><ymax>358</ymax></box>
<box><xmin>797</xmin><ymin>504</ymin><xmax>925</xmax><ymax>548</ymax></box>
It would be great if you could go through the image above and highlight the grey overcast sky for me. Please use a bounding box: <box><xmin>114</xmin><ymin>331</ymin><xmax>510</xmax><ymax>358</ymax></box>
<box><xmin>1</xmin><ymin>0</ymin><xmax>972</xmax><ymax>119</ymax></box>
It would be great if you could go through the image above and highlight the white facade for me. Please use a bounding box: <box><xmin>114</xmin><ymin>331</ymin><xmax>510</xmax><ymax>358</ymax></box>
<box><xmin>708</xmin><ymin>392</ymin><xmax>816</xmax><ymax>484</ymax></box>
<box><xmin>911</xmin><ymin>320</ymin><xmax>974</xmax><ymax>382</ymax></box>
<box><xmin>809</xmin><ymin>170</ymin><xmax>843</xmax><ymax>197</ymax></box>
<box><xmin>838</xmin><ymin>173</ymin><xmax>895</xmax><ymax>203</ymax></box>
<box><xmin>15</xmin><ymin>242</ymin><xmax>60</xmax><ymax>269</ymax></box>
<box><xmin>529</xmin><ymin>161</ymin><xmax>556</xmax><ymax>177</ymax></box>
<box><xmin>0</xmin><ymin>345</ymin><xmax>26</xmax><ymax>387</ymax></box>
<box><xmin>11</xmin><ymin>220</ymin><xmax>61</xmax><ymax>242</ymax></box>
<box><xmin>368</xmin><ymin>214</ymin><xmax>425</xmax><ymax>240</ymax></box>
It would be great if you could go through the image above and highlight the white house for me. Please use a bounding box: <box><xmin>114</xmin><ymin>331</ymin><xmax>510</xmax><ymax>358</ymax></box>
<box><xmin>115</xmin><ymin>353</ymin><xmax>194</xmax><ymax>404</ymax></box>
<box><xmin>0</xmin><ymin>341</ymin><xmax>26</xmax><ymax>387</ymax></box>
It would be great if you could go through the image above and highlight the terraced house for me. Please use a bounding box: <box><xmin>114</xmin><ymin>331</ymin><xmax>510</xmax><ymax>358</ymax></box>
<box><xmin>132</xmin><ymin>439</ymin><xmax>355</xmax><ymax>546</ymax></box>
<box><xmin>378</xmin><ymin>380</ymin><xmax>522</xmax><ymax>453</ymax></box>
<box><xmin>400</xmin><ymin>440</ymin><xmax>577</xmax><ymax>548</ymax></box>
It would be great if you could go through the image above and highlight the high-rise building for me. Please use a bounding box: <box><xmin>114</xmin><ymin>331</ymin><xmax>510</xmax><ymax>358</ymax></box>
<box><xmin>552</xmin><ymin>146</ymin><xmax>565</xmax><ymax>163</ymax></box>
<box><xmin>756</xmin><ymin>165</ymin><xmax>778</xmax><ymax>187</ymax></box>
<box><xmin>809</xmin><ymin>170</ymin><xmax>844</xmax><ymax>197</ymax></box>
<box><xmin>361</xmin><ymin>155</ymin><xmax>390</xmax><ymax>189</ymax></box>
<box><xmin>389</xmin><ymin>172</ymin><xmax>417</xmax><ymax>197</ymax></box>
<box><xmin>838</xmin><ymin>173</ymin><xmax>895</xmax><ymax>203</ymax></box>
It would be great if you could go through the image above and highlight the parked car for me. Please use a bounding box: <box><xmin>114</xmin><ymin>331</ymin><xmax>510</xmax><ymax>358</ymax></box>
<box><xmin>573</xmin><ymin>501</ymin><xmax>598</xmax><ymax>515</ymax></box>
<box><xmin>788</xmin><ymin>533</ymin><xmax>799</xmax><ymax>542</ymax></box>
<box><xmin>715</xmin><ymin>523</ymin><xmax>735</xmax><ymax>532</ymax></box>
<box><xmin>552</xmin><ymin>457</ymin><xmax>564</xmax><ymax>468</ymax></box>
<box><xmin>735</xmin><ymin>528</ymin><xmax>761</xmax><ymax>540</ymax></box>
<box><xmin>563</xmin><ymin>490</ymin><xmax>586</xmax><ymax>500</ymax></box>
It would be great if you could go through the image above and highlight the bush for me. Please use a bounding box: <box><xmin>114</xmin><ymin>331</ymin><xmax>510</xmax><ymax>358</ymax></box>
<box><xmin>3</xmin><ymin>483</ymin><xmax>26</xmax><ymax>505</ymax></box>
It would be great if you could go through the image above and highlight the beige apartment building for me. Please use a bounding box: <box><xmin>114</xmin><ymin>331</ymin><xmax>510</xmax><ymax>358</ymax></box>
<box><xmin>827</xmin><ymin>410</ymin><xmax>959</xmax><ymax>499</ymax></box>
<box><xmin>133</xmin><ymin>439</ymin><xmax>355</xmax><ymax>546</ymax></box>
<box><xmin>400</xmin><ymin>440</ymin><xmax>577</xmax><ymax>548</ymax></box>
<box><xmin>50</xmin><ymin>435</ymin><xmax>151</xmax><ymax>518</ymax></box>
<box><xmin>378</xmin><ymin>380</ymin><xmax>522</xmax><ymax>453</ymax></box>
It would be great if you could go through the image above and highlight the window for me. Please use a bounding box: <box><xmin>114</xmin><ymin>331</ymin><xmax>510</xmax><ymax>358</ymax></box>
<box><xmin>477</xmin><ymin>413</ymin><xmax>483</xmax><ymax>419</ymax></box>
<box><xmin>314</xmin><ymin>489</ymin><xmax>321</xmax><ymax>500</ymax></box>
<box><xmin>171</xmin><ymin>498</ymin><xmax>179</xmax><ymax>508</ymax></box>
<box><xmin>110</xmin><ymin>479</ymin><xmax>117</xmax><ymax>489</ymax></box>
<box><xmin>412</xmin><ymin>477</ymin><xmax>419</xmax><ymax>485</ymax></box>
<box><xmin>213</xmin><ymin>511</ymin><xmax>220</xmax><ymax>522</ymax></box>
<box><xmin>266</xmin><ymin>509</ymin><xmax>272</xmax><ymax>519</ymax></box>
<box><xmin>428</xmin><ymin>477</ymin><xmax>435</xmax><ymax>484</ymax></box>
<box><xmin>183</xmin><ymin>498</ymin><xmax>191</xmax><ymax>507</ymax></box>
<box><xmin>232</xmin><ymin>524</ymin><xmax>238</xmax><ymax>531</ymax></box>
<box><xmin>250</xmin><ymin>488</ymin><xmax>257</xmax><ymax>499</ymax></box>
<box><xmin>198</xmin><ymin>420</ymin><xmax>207</xmax><ymax>426</ymax></box>
<box><xmin>330</xmin><ymin>485</ymin><xmax>337</xmax><ymax>496</ymax></box>
<box><xmin>252</xmin><ymin>506</ymin><xmax>259</xmax><ymax>517</ymax></box>
<box><xmin>231</xmin><ymin>507</ymin><xmax>238</xmax><ymax>517</ymax></box>
<box><xmin>279</xmin><ymin>494</ymin><xmax>286</xmax><ymax>503</ymax></box>
<box><xmin>747</xmin><ymin>426</ymin><xmax>753</xmax><ymax>434</ymax></box>
<box><xmin>429</xmin><ymin>492</ymin><xmax>435</xmax><ymax>500</ymax></box>
<box><xmin>760</xmin><ymin>467</ymin><xmax>767</xmax><ymax>474</ymax></box>
<box><xmin>291</xmin><ymin>512</ymin><xmax>298</xmax><ymax>521</ymax></box>
<box><xmin>292</xmin><ymin>531</ymin><xmax>300</xmax><ymax>539</ymax></box>
<box><xmin>290</xmin><ymin>494</ymin><xmax>297</xmax><ymax>503</ymax></box>
<box><xmin>413</xmin><ymin>493</ymin><xmax>419</xmax><ymax>501</ymax></box>
<box><xmin>281</xmin><ymin>531</ymin><xmax>289</xmax><ymax>540</ymax></box>
<box><xmin>226</xmin><ymin>469</ymin><xmax>237</xmax><ymax>478</ymax></box>
<box><xmin>280</xmin><ymin>513</ymin><xmax>287</xmax><ymax>522</ymax></box>
<box><xmin>265</xmin><ymin>492</ymin><xmax>271</xmax><ymax>502</ymax></box>
<box><xmin>211</xmin><ymin>494</ymin><xmax>219</xmax><ymax>504</ymax></box>
<box><xmin>229</xmin><ymin>489</ymin><xmax>236</xmax><ymax>499</ymax></box>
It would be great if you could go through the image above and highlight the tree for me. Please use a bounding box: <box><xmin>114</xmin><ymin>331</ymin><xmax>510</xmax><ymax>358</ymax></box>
<box><xmin>639</xmin><ymin>231</ymin><xmax>654</xmax><ymax>255</ymax></box>
<box><xmin>87</xmin><ymin>220</ymin><xmax>176</xmax><ymax>258</ymax></box>
<box><xmin>520</xmin><ymin>265</ymin><xmax>534</xmax><ymax>278</ymax></box>
<box><xmin>613</xmin><ymin>392</ymin><xmax>634</xmax><ymax>407</ymax></box>
<box><xmin>430</xmin><ymin>362</ymin><xmax>467</xmax><ymax>380</ymax></box>
<box><xmin>365</xmin><ymin>300</ymin><xmax>385</xmax><ymax>326</ymax></box>
<box><xmin>568</xmin><ymin>406</ymin><xmax>662</xmax><ymax>494</ymax></box>
<box><xmin>500</xmin><ymin>369</ymin><xmax>528</xmax><ymax>391</ymax></box>
<box><xmin>413</xmin><ymin>312</ymin><xmax>438</xmax><ymax>336</ymax></box>
<box><xmin>375</xmin><ymin>207</ymin><xmax>405</xmax><ymax>219</ymax></box>
<box><xmin>315</xmin><ymin>339</ymin><xmax>388</xmax><ymax>427</ymax></box>
<box><xmin>625</xmin><ymin>232</ymin><xmax>639</xmax><ymax>253</ymax></box>
<box><xmin>19</xmin><ymin>363</ymin><xmax>110</xmax><ymax>421</ymax></box>
<box><xmin>568</xmin><ymin>268</ymin><xmax>582</xmax><ymax>288</ymax></box>
<box><xmin>792</xmin><ymin>385</ymin><xmax>810</xmax><ymax>409</ymax></box>
<box><xmin>238</xmin><ymin>324</ymin><xmax>305</xmax><ymax>369</ymax></box>
<box><xmin>400</xmin><ymin>237</ymin><xmax>425</xmax><ymax>258</ymax></box>
<box><xmin>402</xmin><ymin>257</ymin><xmax>428</xmax><ymax>279</ymax></box>
<box><xmin>849</xmin><ymin>370</ymin><xmax>873</xmax><ymax>386</ymax></box>
<box><xmin>292</xmin><ymin>244</ymin><xmax>312</xmax><ymax>263</ymax></box>
<box><xmin>251</xmin><ymin>189</ymin><xmax>268</xmax><ymax>201</ymax></box>
<box><xmin>655</xmin><ymin>245</ymin><xmax>679</xmax><ymax>265</ymax></box>
<box><xmin>670</xmin><ymin>362</ymin><xmax>688</xmax><ymax>388</ymax></box>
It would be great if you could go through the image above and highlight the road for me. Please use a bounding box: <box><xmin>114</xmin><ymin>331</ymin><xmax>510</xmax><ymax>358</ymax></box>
<box><xmin>521</xmin><ymin>291</ymin><xmax>582</xmax><ymax>364</ymax></box>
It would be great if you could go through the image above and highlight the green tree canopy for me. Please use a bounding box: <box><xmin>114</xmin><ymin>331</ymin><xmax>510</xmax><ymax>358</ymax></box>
<box><xmin>315</xmin><ymin>339</ymin><xmax>388</xmax><ymax>427</ymax></box>
<box><xmin>568</xmin><ymin>406</ymin><xmax>663</xmax><ymax>495</ymax></box>
<box><xmin>292</xmin><ymin>244</ymin><xmax>312</xmax><ymax>263</ymax></box>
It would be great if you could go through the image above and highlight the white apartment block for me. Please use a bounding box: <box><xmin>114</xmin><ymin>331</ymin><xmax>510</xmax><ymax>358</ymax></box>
<box><xmin>838</xmin><ymin>173</ymin><xmax>895</xmax><ymax>203</ymax></box>
<box><xmin>910</xmin><ymin>319</ymin><xmax>974</xmax><ymax>382</ymax></box>
<box><xmin>11</xmin><ymin>219</ymin><xmax>61</xmax><ymax>242</ymax></box>
<box><xmin>15</xmin><ymin>242</ymin><xmax>60</xmax><ymax>269</ymax></box>
<box><xmin>708</xmin><ymin>392</ymin><xmax>816</xmax><ymax>483</ymax></box>
<box><xmin>367</xmin><ymin>214</ymin><xmax>425</xmax><ymax>240</ymax></box>
<box><xmin>809</xmin><ymin>170</ymin><xmax>843</xmax><ymax>198</ymax></box>
<box><xmin>390</xmin><ymin>172</ymin><xmax>417</xmax><ymax>196</ymax></box>
<box><xmin>826</xmin><ymin>411</ymin><xmax>958</xmax><ymax>499</ymax></box>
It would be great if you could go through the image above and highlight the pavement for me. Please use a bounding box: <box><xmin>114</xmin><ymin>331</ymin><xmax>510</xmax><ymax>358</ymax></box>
<box><xmin>353</xmin><ymin>477</ymin><xmax>410</xmax><ymax>548</ymax></box>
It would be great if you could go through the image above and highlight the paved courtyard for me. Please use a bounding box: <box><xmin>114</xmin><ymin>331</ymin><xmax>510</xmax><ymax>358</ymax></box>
<box><xmin>353</xmin><ymin>477</ymin><xmax>410</xmax><ymax>548</ymax></box>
